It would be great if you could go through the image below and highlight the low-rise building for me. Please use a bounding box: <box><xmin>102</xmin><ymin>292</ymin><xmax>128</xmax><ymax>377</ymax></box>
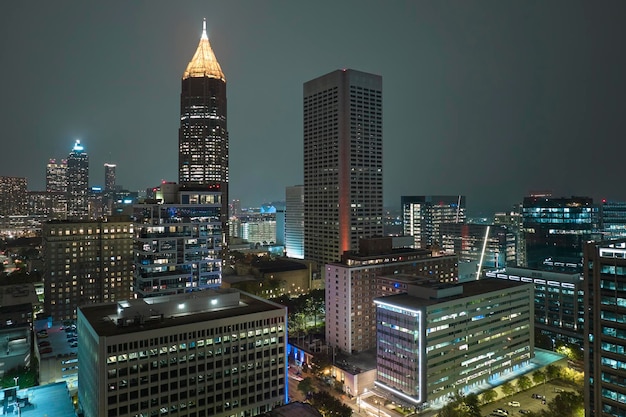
<box><xmin>374</xmin><ymin>278</ymin><xmax>534</xmax><ymax>408</ymax></box>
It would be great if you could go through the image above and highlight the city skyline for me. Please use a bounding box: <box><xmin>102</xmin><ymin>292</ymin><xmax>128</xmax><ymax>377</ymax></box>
<box><xmin>2</xmin><ymin>2</ymin><xmax>626</xmax><ymax>216</ymax></box>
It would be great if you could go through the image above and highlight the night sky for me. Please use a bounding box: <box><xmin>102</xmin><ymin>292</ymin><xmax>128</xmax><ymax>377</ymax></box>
<box><xmin>2</xmin><ymin>2</ymin><xmax>625</xmax><ymax>216</ymax></box>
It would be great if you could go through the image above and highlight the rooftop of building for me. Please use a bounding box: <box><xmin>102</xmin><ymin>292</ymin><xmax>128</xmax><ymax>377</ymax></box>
<box><xmin>250</xmin><ymin>258</ymin><xmax>308</xmax><ymax>273</ymax></box>
<box><xmin>334</xmin><ymin>348</ymin><xmax>377</xmax><ymax>375</ymax></box>
<box><xmin>4</xmin><ymin>382</ymin><xmax>76</xmax><ymax>417</ymax></box>
<box><xmin>79</xmin><ymin>289</ymin><xmax>286</xmax><ymax>337</ymax></box>
<box><xmin>375</xmin><ymin>278</ymin><xmax>530</xmax><ymax>309</ymax></box>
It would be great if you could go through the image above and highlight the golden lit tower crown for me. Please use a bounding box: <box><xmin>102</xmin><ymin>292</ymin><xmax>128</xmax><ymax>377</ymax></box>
<box><xmin>183</xmin><ymin>19</ymin><xmax>225</xmax><ymax>81</ymax></box>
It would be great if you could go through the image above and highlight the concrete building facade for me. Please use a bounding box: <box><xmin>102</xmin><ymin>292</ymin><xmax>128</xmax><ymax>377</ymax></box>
<box><xmin>77</xmin><ymin>289</ymin><xmax>288</xmax><ymax>417</ymax></box>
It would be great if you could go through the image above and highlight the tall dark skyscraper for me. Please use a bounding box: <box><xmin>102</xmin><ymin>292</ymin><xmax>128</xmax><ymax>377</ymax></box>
<box><xmin>303</xmin><ymin>69</ymin><xmax>383</xmax><ymax>266</ymax></box>
<box><xmin>66</xmin><ymin>140</ymin><xmax>89</xmax><ymax>219</ymax></box>
<box><xmin>179</xmin><ymin>19</ymin><xmax>229</xmax><ymax>246</ymax></box>
<box><xmin>104</xmin><ymin>163</ymin><xmax>116</xmax><ymax>191</ymax></box>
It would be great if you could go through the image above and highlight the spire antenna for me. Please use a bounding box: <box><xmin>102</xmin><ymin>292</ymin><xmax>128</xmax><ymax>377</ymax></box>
<box><xmin>202</xmin><ymin>18</ymin><xmax>208</xmax><ymax>40</ymax></box>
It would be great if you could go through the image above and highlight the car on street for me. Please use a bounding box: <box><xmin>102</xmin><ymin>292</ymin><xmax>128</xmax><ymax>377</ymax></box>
<box><xmin>38</xmin><ymin>341</ymin><xmax>50</xmax><ymax>347</ymax></box>
<box><xmin>40</xmin><ymin>347</ymin><xmax>52</xmax><ymax>354</ymax></box>
<box><xmin>519</xmin><ymin>410</ymin><xmax>530</xmax><ymax>415</ymax></box>
<box><xmin>494</xmin><ymin>408</ymin><xmax>509</xmax><ymax>416</ymax></box>
<box><xmin>508</xmin><ymin>401</ymin><xmax>520</xmax><ymax>407</ymax></box>
<box><xmin>531</xmin><ymin>394</ymin><xmax>545</xmax><ymax>400</ymax></box>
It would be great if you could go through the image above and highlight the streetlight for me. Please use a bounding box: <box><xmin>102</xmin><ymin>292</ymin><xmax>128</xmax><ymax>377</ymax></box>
<box><xmin>13</xmin><ymin>376</ymin><xmax>18</xmax><ymax>389</ymax></box>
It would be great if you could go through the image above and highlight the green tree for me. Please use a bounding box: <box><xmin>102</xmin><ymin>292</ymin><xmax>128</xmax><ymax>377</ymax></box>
<box><xmin>546</xmin><ymin>391</ymin><xmax>584</xmax><ymax>417</ymax></box>
<box><xmin>501</xmin><ymin>381</ymin><xmax>515</xmax><ymax>396</ymax></box>
<box><xmin>516</xmin><ymin>375</ymin><xmax>532</xmax><ymax>391</ymax></box>
<box><xmin>437</xmin><ymin>393</ymin><xmax>480</xmax><ymax>417</ymax></box>
<box><xmin>480</xmin><ymin>389</ymin><xmax>497</xmax><ymax>404</ymax></box>
<box><xmin>532</xmin><ymin>370</ymin><xmax>546</xmax><ymax>385</ymax></box>
<box><xmin>297</xmin><ymin>377</ymin><xmax>315</xmax><ymax>396</ymax></box>
<box><xmin>309</xmin><ymin>390</ymin><xmax>352</xmax><ymax>417</ymax></box>
<box><xmin>546</xmin><ymin>364</ymin><xmax>561</xmax><ymax>381</ymax></box>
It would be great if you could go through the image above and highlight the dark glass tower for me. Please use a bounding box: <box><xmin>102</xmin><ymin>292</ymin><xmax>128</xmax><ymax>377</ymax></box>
<box><xmin>179</xmin><ymin>20</ymin><xmax>229</xmax><ymax>247</ymax></box>
<box><xmin>66</xmin><ymin>140</ymin><xmax>89</xmax><ymax>219</ymax></box>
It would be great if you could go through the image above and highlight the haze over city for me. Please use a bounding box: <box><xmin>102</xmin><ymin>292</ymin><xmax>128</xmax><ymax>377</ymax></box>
<box><xmin>2</xmin><ymin>1</ymin><xmax>625</xmax><ymax>216</ymax></box>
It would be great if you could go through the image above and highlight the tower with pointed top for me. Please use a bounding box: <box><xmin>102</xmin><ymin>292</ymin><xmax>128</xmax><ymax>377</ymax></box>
<box><xmin>179</xmin><ymin>19</ymin><xmax>229</xmax><ymax>248</ymax></box>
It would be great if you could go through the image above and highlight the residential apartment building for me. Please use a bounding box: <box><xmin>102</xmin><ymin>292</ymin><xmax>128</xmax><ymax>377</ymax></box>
<box><xmin>133</xmin><ymin>183</ymin><xmax>222</xmax><ymax>298</ymax></box>
<box><xmin>77</xmin><ymin>288</ymin><xmax>288</xmax><ymax>417</ymax></box>
<box><xmin>401</xmin><ymin>195</ymin><xmax>466</xmax><ymax>250</ymax></box>
<box><xmin>42</xmin><ymin>217</ymin><xmax>134</xmax><ymax>321</ymax></box>
<box><xmin>325</xmin><ymin>237</ymin><xmax>458</xmax><ymax>354</ymax></box>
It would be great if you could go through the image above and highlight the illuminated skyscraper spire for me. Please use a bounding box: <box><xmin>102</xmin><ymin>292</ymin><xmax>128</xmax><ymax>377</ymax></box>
<box><xmin>182</xmin><ymin>18</ymin><xmax>225</xmax><ymax>81</ymax></box>
<box><xmin>179</xmin><ymin>18</ymin><xmax>229</xmax><ymax>251</ymax></box>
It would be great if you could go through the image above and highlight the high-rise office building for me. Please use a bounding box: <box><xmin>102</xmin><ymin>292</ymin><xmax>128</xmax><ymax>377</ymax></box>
<box><xmin>584</xmin><ymin>238</ymin><xmax>626</xmax><ymax>417</ymax></box>
<box><xmin>66</xmin><ymin>140</ymin><xmax>89</xmax><ymax>219</ymax></box>
<box><xmin>77</xmin><ymin>288</ymin><xmax>288</xmax><ymax>417</ymax></box>
<box><xmin>285</xmin><ymin>185</ymin><xmax>304</xmax><ymax>259</ymax></box>
<box><xmin>0</xmin><ymin>176</ymin><xmax>28</xmax><ymax>216</ymax></box>
<box><xmin>600</xmin><ymin>200</ymin><xmax>626</xmax><ymax>240</ymax></box>
<box><xmin>45</xmin><ymin>158</ymin><xmax>68</xmax><ymax>219</ymax></box>
<box><xmin>104</xmin><ymin>163</ymin><xmax>117</xmax><ymax>191</ymax></box>
<box><xmin>179</xmin><ymin>20</ymin><xmax>229</xmax><ymax>249</ymax></box>
<box><xmin>303</xmin><ymin>69</ymin><xmax>383</xmax><ymax>266</ymax></box>
<box><xmin>46</xmin><ymin>159</ymin><xmax>67</xmax><ymax>193</ymax></box>
<box><xmin>401</xmin><ymin>195</ymin><xmax>466</xmax><ymax>249</ymax></box>
<box><xmin>522</xmin><ymin>195</ymin><xmax>599</xmax><ymax>270</ymax></box>
<box><xmin>43</xmin><ymin>217</ymin><xmax>134</xmax><ymax>321</ymax></box>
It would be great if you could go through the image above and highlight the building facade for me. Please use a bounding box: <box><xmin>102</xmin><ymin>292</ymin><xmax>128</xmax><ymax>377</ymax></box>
<box><xmin>133</xmin><ymin>183</ymin><xmax>222</xmax><ymax>298</ymax></box>
<box><xmin>285</xmin><ymin>185</ymin><xmax>304</xmax><ymax>259</ymax></box>
<box><xmin>66</xmin><ymin>140</ymin><xmax>90</xmax><ymax>220</ymax></box>
<box><xmin>303</xmin><ymin>69</ymin><xmax>383</xmax><ymax>266</ymax></box>
<box><xmin>179</xmin><ymin>20</ymin><xmax>229</xmax><ymax>248</ymax></box>
<box><xmin>105</xmin><ymin>163</ymin><xmax>117</xmax><ymax>192</ymax></box>
<box><xmin>522</xmin><ymin>194</ymin><xmax>599</xmax><ymax>270</ymax></box>
<box><xmin>439</xmin><ymin>223</ymin><xmax>515</xmax><ymax>269</ymax></box>
<box><xmin>584</xmin><ymin>238</ymin><xmax>626</xmax><ymax>417</ymax></box>
<box><xmin>486</xmin><ymin>267</ymin><xmax>584</xmax><ymax>348</ymax></box>
<box><xmin>374</xmin><ymin>279</ymin><xmax>534</xmax><ymax>408</ymax></box>
<box><xmin>43</xmin><ymin>217</ymin><xmax>134</xmax><ymax>321</ymax></box>
<box><xmin>401</xmin><ymin>196</ymin><xmax>466</xmax><ymax>250</ymax></box>
<box><xmin>0</xmin><ymin>176</ymin><xmax>28</xmax><ymax>216</ymax></box>
<box><xmin>600</xmin><ymin>200</ymin><xmax>626</xmax><ymax>240</ymax></box>
<box><xmin>77</xmin><ymin>289</ymin><xmax>288</xmax><ymax>417</ymax></box>
<box><xmin>325</xmin><ymin>237</ymin><xmax>458</xmax><ymax>354</ymax></box>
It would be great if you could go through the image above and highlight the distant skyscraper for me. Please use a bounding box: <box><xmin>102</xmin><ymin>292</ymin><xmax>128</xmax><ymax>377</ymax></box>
<box><xmin>46</xmin><ymin>159</ymin><xmax>67</xmax><ymax>193</ymax></box>
<box><xmin>0</xmin><ymin>176</ymin><xmax>27</xmax><ymax>216</ymax></box>
<box><xmin>66</xmin><ymin>140</ymin><xmax>89</xmax><ymax>219</ymax></box>
<box><xmin>522</xmin><ymin>195</ymin><xmax>599</xmax><ymax>270</ymax></box>
<box><xmin>303</xmin><ymin>69</ymin><xmax>383</xmax><ymax>265</ymax></box>
<box><xmin>179</xmin><ymin>19</ymin><xmax>229</xmax><ymax>247</ymax></box>
<box><xmin>285</xmin><ymin>185</ymin><xmax>304</xmax><ymax>259</ymax></box>
<box><xmin>104</xmin><ymin>163</ymin><xmax>116</xmax><ymax>191</ymax></box>
<box><xmin>401</xmin><ymin>195</ymin><xmax>466</xmax><ymax>249</ymax></box>
<box><xmin>45</xmin><ymin>159</ymin><xmax>68</xmax><ymax>219</ymax></box>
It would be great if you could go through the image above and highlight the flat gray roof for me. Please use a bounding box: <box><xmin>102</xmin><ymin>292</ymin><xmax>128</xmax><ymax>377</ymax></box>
<box><xmin>79</xmin><ymin>290</ymin><xmax>286</xmax><ymax>337</ymax></box>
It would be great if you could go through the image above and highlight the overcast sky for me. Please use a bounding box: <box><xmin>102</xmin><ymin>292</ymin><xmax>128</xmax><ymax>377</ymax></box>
<box><xmin>1</xmin><ymin>1</ymin><xmax>625</xmax><ymax>216</ymax></box>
